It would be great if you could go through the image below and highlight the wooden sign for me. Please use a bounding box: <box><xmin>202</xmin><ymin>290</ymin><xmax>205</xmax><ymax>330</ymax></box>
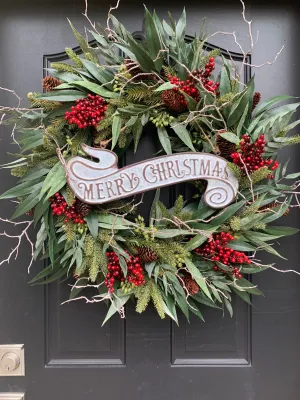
<box><xmin>66</xmin><ymin>145</ymin><xmax>239</xmax><ymax>209</ymax></box>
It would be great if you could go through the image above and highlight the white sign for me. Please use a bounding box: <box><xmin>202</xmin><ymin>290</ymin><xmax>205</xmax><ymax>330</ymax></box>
<box><xmin>66</xmin><ymin>145</ymin><xmax>239</xmax><ymax>209</ymax></box>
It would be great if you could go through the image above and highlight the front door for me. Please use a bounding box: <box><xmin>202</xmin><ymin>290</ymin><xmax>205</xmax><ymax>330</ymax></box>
<box><xmin>0</xmin><ymin>0</ymin><xmax>300</xmax><ymax>399</ymax></box>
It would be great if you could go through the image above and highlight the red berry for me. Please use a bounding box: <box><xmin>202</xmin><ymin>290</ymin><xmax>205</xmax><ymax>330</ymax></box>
<box><xmin>65</xmin><ymin>95</ymin><xmax>107</xmax><ymax>129</ymax></box>
<box><xmin>231</xmin><ymin>134</ymin><xmax>280</xmax><ymax>178</ymax></box>
<box><xmin>194</xmin><ymin>232</ymin><xmax>249</xmax><ymax>279</ymax></box>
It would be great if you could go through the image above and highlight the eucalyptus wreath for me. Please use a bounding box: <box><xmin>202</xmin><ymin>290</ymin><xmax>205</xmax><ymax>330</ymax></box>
<box><xmin>1</xmin><ymin>6</ymin><xmax>300</xmax><ymax>325</ymax></box>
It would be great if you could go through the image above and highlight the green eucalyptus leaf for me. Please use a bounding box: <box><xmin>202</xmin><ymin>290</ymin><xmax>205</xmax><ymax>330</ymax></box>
<box><xmin>81</xmin><ymin>59</ymin><xmax>114</xmax><ymax>85</ymax></box>
<box><xmin>85</xmin><ymin>211</ymin><xmax>99</xmax><ymax>239</ymax></box>
<box><xmin>157</xmin><ymin>127</ymin><xmax>172</xmax><ymax>154</ymax></box>
<box><xmin>218</xmin><ymin>131</ymin><xmax>240</xmax><ymax>145</ymax></box>
<box><xmin>219</xmin><ymin>61</ymin><xmax>231</xmax><ymax>96</ymax></box>
<box><xmin>0</xmin><ymin>179</ymin><xmax>42</xmax><ymax>199</ymax></box>
<box><xmin>72</xmin><ymin>81</ymin><xmax>119</xmax><ymax>98</ymax></box>
<box><xmin>39</xmin><ymin>162</ymin><xmax>66</xmax><ymax>200</ymax></box>
<box><xmin>175</xmin><ymin>8</ymin><xmax>186</xmax><ymax>41</ymax></box>
<box><xmin>253</xmin><ymin>95</ymin><xmax>295</xmax><ymax>116</ymax></box>
<box><xmin>11</xmin><ymin>189</ymin><xmax>42</xmax><ymax>219</ymax></box>
<box><xmin>144</xmin><ymin>7</ymin><xmax>164</xmax><ymax>71</ymax></box>
<box><xmin>231</xmin><ymin>286</ymin><xmax>252</xmax><ymax>304</ymax></box>
<box><xmin>37</xmin><ymin>90</ymin><xmax>83</xmax><ymax>102</ymax></box>
<box><xmin>184</xmin><ymin>258</ymin><xmax>212</xmax><ymax>300</ymax></box>
<box><xmin>126</xmin><ymin>36</ymin><xmax>156</xmax><ymax>72</ymax></box>
<box><xmin>154</xmin><ymin>82</ymin><xmax>177</xmax><ymax>92</ymax></box>
<box><xmin>111</xmin><ymin>113</ymin><xmax>122</xmax><ymax>150</ymax></box>
<box><xmin>102</xmin><ymin>295</ymin><xmax>130</xmax><ymax>326</ymax></box>
<box><xmin>171</xmin><ymin>123</ymin><xmax>195</xmax><ymax>151</ymax></box>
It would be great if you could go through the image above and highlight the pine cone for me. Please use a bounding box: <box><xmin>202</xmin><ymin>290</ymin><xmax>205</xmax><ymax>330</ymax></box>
<box><xmin>216</xmin><ymin>133</ymin><xmax>237</xmax><ymax>160</ymax></box>
<box><xmin>259</xmin><ymin>202</ymin><xmax>290</xmax><ymax>216</ymax></box>
<box><xmin>252</xmin><ymin>92</ymin><xmax>261</xmax><ymax>111</ymax></box>
<box><xmin>73</xmin><ymin>271</ymin><xmax>80</xmax><ymax>279</ymax></box>
<box><xmin>25</xmin><ymin>208</ymin><xmax>35</xmax><ymax>216</ymax></box>
<box><xmin>75</xmin><ymin>199</ymin><xmax>92</xmax><ymax>217</ymax></box>
<box><xmin>181</xmin><ymin>275</ymin><xmax>199</xmax><ymax>295</ymax></box>
<box><xmin>136</xmin><ymin>247</ymin><xmax>158</xmax><ymax>263</ymax></box>
<box><xmin>42</xmin><ymin>76</ymin><xmax>62</xmax><ymax>92</ymax></box>
<box><xmin>124</xmin><ymin>58</ymin><xmax>157</xmax><ymax>81</ymax></box>
<box><xmin>161</xmin><ymin>90</ymin><xmax>186</xmax><ymax>112</ymax></box>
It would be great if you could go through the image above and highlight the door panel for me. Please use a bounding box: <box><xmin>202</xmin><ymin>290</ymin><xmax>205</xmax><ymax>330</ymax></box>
<box><xmin>0</xmin><ymin>1</ymin><xmax>300</xmax><ymax>399</ymax></box>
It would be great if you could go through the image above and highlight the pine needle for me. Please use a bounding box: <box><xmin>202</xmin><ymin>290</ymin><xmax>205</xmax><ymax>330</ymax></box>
<box><xmin>51</xmin><ymin>62</ymin><xmax>79</xmax><ymax>74</ymax></box>
<box><xmin>65</xmin><ymin>47</ymin><xmax>83</xmax><ymax>68</ymax></box>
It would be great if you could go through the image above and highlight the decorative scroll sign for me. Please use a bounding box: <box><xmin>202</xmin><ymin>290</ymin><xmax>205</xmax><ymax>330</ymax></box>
<box><xmin>66</xmin><ymin>145</ymin><xmax>239</xmax><ymax>209</ymax></box>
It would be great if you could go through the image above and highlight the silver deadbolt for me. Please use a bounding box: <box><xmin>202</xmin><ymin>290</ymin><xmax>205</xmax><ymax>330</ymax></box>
<box><xmin>0</xmin><ymin>345</ymin><xmax>25</xmax><ymax>376</ymax></box>
<box><xmin>0</xmin><ymin>352</ymin><xmax>20</xmax><ymax>372</ymax></box>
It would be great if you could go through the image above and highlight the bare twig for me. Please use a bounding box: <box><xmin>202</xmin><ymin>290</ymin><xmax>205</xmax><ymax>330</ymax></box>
<box><xmin>0</xmin><ymin>218</ymin><xmax>34</xmax><ymax>273</ymax></box>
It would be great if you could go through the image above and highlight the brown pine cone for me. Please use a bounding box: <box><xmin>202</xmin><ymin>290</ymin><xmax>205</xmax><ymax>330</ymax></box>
<box><xmin>73</xmin><ymin>271</ymin><xmax>80</xmax><ymax>280</ymax></box>
<box><xmin>25</xmin><ymin>208</ymin><xmax>35</xmax><ymax>216</ymax></box>
<box><xmin>216</xmin><ymin>133</ymin><xmax>237</xmax><ymax>160</ymax></box>
<box><xmin>181</xmin><ymin>275</ymin><xmax>199</xmax><ymax>295</ymax></box>
<box><xmin>161</xmin><ymin>90</ymin><xmax>186</xmax><ymax>113</ymax></box>
<box><xmin>42</xmin><ymin>76</ymin><xmax>62</xmax><ymax>92</ymax></box>
<box><xmin>124</xmin><ymin>58</ymin><xmax>157</xmax><ymax>81</ymax></box>
<box><xmin>75</xmin><ymin>199</ymin><xmax>92</xmax><ymax>217</ymax></box>
<box><xmin>136</xmin><ymin>246</ymin><xmax>158</xmax><ymax>263</ymax></box>
<box><xmin>252</xmin><ymin>92</ymin><xmax>261</xmax><ymax>111</ymax></box>
<box><xmin>259</xmin><ymin>202</ymin><xmax>290</xmax><ymax>216</ymax></box>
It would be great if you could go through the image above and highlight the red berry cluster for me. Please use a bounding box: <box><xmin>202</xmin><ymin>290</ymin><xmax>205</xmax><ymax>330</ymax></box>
<box><xmin>231</xmin><ymin>134</ymin><xmax>279</xmax><ymax>178</ymax></box>
<box><xmin>167</xmin><ymin>57</ymin><xmax>219</xmax><ymax>109</ymax></box>
<box><xmin>168</xmin><ymin>75</ymin><xmax>201</xmax><ymax>107</ymax></box>
<box><xmin>191</xmin><ymin>57</ymin><xmax>220</xmax><ymax>93</ymax></box>
<box><xmin>65</xmin><ymin>94</ymin><xmax>108</xmax><ymax>129</ymax></box>
<box><xmin>49</xmin><ymin>193</ymin><xmax>84</xmax><ymax>224</ymax></box>
<box><xmin>195</xmin><ymin>232</ymin><xmax>251</xmax><ymax>279</ymax></box>
<box><xmin>105</xmin><ymin>251</ymin><xmax>146</xmax><ymax>293</ymax></box>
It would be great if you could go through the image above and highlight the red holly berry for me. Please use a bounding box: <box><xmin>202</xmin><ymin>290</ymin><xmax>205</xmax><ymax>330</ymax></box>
<box><xmin>49</xmin><ymin>193</ymin><xmax>85</xmax><ymax>225</ymax></box>
<box><xmin>194</xmin><ymin>232</ymin><xmax>250</xmax><ymax>279</ymax></box>
<box><xmin>105</xmin><ymin>251</ymin><xmax>146</xmax><ymax>293</ymax></box>
<box><xmin>65</xmin><ymin>94</ymin><xmax>108</xmax><ymax>128</ymax></box>
<box><xmin>231</xmin><ymin>134</ymin><xmax>279</xmax><ymax>178</ymax></box>
<box><xmin>163</xmin><ymin>58</ymin><xmax>219</xmax><ymax>111</ymax></box>
<box><xmin>190</xmin><ymin>57</ymin><xmax>220</xmax><ymax>94</ymax></box>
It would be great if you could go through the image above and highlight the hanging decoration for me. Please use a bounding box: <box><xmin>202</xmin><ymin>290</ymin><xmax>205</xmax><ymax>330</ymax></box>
<box><xmin>66</xmin><ymin>147</ymin><xmax>239</xmax><ymax>207</ymax></box>
<box><xmin>0</xmin><ymin>2</ymin><xmax>300</xmax><ymax>325</ymax></box>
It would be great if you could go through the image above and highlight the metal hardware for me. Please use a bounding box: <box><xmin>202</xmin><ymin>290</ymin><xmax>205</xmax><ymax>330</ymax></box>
<box><xmin>0</xmin><ymin>345</ymin><xmax>25</xmax><ymax>376</ymax></box>
<box><xmin>0</xmin><ymin>394</ymin><xmax>25</xmax><ymax>400</ymax></box>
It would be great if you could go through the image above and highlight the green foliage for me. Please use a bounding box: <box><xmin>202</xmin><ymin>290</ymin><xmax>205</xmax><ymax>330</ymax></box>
<box><xmin>67</xmin><ymin>19</ymin><xmax>99</xmax><ymax>63</ymax></box>
<box><xmin>70</xmin><ymin>129</ymin><xmax>88</xmax><ymax>155</ymax></box>
<box><xmin>135</xmin><ymin>278</ymin><xmax>165</xmax><ymax>319</ymax></box>
<box><xmin>28</xmin><ymin>92</ymin><xmax>61</xmax><ymax>112</ymax></box>
<box><xmin>155</xmin><ymin>195</ymin><xmax>193</xmax><ymax>228</ymax></box>
<box><xmin>240</xmin><ymin>167</ymin><xmax>270</xmax><ymax>189</ymax></box>
<box><xmin>162</xmin><ymin>65</ymin><xmax>176</xmax><ymax>77</ymax></box>
<box><xmin>202</xmin><ymin>48</ymin><xmax>221</xmax><ymax>64</ymax></box>
<box><xmin>51</xmin><ymin>62</ymin><xmax>79</xmax><ymax>74</ymax></box>
<box><xmin>11</xmin><ymin>165</ymin><xmax>29</xmax><ymax>177</ymax></box>
<box><xmin>65</xmin><ymin>47</ymin><xmax>83</xmax><ymax>67</ymax></box>
<box><xmin>126</xmin><ymin>85</ymin><xmax>161</xmax><ymax>104</ymax></box>
<box><xmin>63</xmin><ymin>221</ymin><xmax>77</xmax><ymax>242</ymax></box>
<box><xmin>42</xmin><ymin>156</ymin><xmax>60</xmax><ymax>168</ymax></box>
<box><xmin>229</xmin><ymin>216</ymin><xmax>241</xmax><ymax>231</ymax></box>
<box><xmin>82</xmin><ymin>234</ymin><xmax>108</xmax><ymax>281</ymax></box>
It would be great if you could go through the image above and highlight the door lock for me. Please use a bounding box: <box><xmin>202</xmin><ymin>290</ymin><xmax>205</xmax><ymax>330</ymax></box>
<box><xmin>0</xmin><ymin>345</ymin><xmax>24</xmax><ymax>376</ymax></box>
<box><xmin>0</xmin><ymin>394</ymin><xmax>25</xmax><ymax>400</ymax></box>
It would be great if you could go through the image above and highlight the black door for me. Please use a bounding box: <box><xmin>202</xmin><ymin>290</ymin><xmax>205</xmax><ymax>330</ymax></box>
<box><xmin>0</xmin><ymin>1</ymin><xmax>300</xmax><ymax>399</ymax></box>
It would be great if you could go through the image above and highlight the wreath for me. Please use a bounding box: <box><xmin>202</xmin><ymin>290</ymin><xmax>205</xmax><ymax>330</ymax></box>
<box><xmin>1</xmin><ymin>5</ymin><xmax>300</xmax><ymax>325</ymax></box>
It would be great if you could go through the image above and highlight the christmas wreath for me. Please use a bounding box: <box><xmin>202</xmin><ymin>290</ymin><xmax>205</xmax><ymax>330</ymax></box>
<box><xmin>1</xmin><ymin>5</ymin><xmax>300</xmax><ymax>325</ymax></box>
